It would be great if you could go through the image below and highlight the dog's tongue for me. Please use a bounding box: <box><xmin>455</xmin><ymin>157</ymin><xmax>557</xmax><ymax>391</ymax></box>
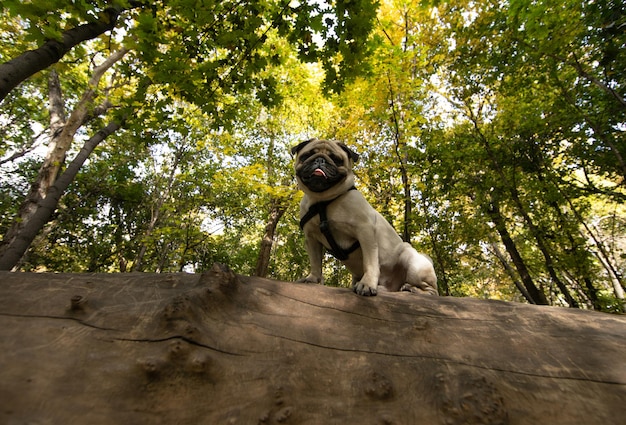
<box><xmin>313</xmin><ymin>168</ymin><xmax>327</xmax><ymax>178</ymax></box>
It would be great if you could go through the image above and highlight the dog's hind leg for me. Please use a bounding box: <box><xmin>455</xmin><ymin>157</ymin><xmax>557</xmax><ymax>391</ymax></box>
<box><xmin>400</xmin><ymin>245</ymin><xmax>439</xmax><ymax>295</ymax></box>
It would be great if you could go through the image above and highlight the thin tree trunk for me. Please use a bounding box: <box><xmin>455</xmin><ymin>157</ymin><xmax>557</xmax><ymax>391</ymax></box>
<box><xmin>581</xmin><ymin>222</ymin><xmax>624</xmax><ymax>306</ymax></box>
<box><xmin>0</xmin><ymin>48</ymin><xmax>127</xmax><ymax>260</ymax></box>
<box><xmin>0</xmin><ymin>119</ymin><xmax>124</xmax><ymax>270</ymax></box>
<box><xmin>156</xmin><ymin>243</ymin><xmax>171</xmax><ymax>273</ymax></box>
<box><xmin>566</xmin><ymin>191</ymin><xmax>626</xmax><ymax>312</ymax></box>
<box><xmin>570</xmin><ymin>207</ymin><xmax>626</xmax><ymax>308</ymax></box>
<box><xmin>534</xmin><ymin>168</ymin><xmax>601</xmax><ymax>309</ymax></box>
<box><xmin>46</xmin><ymin>48</ymin><xmax>127</xmax><ymax>181</ymax></box>
<box><xmin>0</xmin><ymin>70</ymin><xmax>67</xmax><ymax>258</ymax></box>
<box><xmin>254</xmin><ymin>201</ymin><xmax>286</xmax><ymax>278</ymax></box>
<box><xmin>387</xmin><ymin>72</ymin><xmax>412</xmax><ymax>243</ymax></box>
<box><xmin>420</xmin><ymin>196</ymin><xmax>450</xmax><ymax>296</ymax></box>
<box><xmin>399</xmin><ymin>150</ymin><xmax>411</xmax><ymax>243</ymax></box>
<box><xmin>133</xmin><ymin>148</ymin><xmax>184</xmax><ymax>272</ymax></box>
<box><xmin>491</xmin><ymin>242</ymin><xmax>536</xmax><ymax>304</ymax></box>
<box><xmin>486</xmin><ymin>198</ymin><xmax>549</xmax><ymax>305</ymax></box>
<box><xmin>466</xmin><ymin>112</ymin><xmax>567</xmax><ymax>307</ymax></box>
<box><xmin>252</xmin><ymin>132</ymin><xmax>287</xmax><ymax>278</ymax></box>
<box><xmin>593</xmin><ymin>249</ymin><xmax>626</xmax><ymax>311</ymax></box>
<box><xmin>508</xmin><ymin>186</ymin><xmax>580</xmax><ymax>308</ymax></box>
<box><xmin>427</xmin><ymin>231</ymin><xmax>450</xmax><ymax>296</ymax></box>
<box><xmin>48</xmin><ymin>69</ymin><xmax>67</xmax><ymax>136</ymax></box>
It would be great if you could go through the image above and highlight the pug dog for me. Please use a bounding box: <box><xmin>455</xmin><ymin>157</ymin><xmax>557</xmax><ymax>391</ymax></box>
<box><xmin>292</xmin><ymin>138</ymin><xmax>438</xmax><ymax>296</ymax></box>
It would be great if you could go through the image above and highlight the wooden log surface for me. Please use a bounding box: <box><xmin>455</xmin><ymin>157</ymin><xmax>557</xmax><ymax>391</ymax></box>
<box><xmin>0</xmin><ymin>264</ymin><xmax>624</xmax><ymax>425</ymax></box>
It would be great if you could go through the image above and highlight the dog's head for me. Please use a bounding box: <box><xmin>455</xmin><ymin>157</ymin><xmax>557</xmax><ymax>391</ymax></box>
<box><xmin>291</xmin><ymin>138</ymin><xmax>360</xmax><ymax>195</ymax></box>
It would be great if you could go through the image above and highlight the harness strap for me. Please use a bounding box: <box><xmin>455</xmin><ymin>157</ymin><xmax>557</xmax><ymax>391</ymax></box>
<box><xmin>300</xmin><ymin>187</ymin><xmax>360</xmax><ymax>261</ymax></box>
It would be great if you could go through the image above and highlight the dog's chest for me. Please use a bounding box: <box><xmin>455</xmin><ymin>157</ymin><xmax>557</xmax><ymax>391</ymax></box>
<box><xmin>303</xmin><ymin>215</ymin><xmax>345</xmax><ymax>243</ymax></box>
<box><xmin>302</xmin><ymin>208</ymin><xmax>356</xmax><ymax>250</ymax></box>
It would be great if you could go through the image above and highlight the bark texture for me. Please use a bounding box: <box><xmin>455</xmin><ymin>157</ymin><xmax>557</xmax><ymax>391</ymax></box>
<box><xmin>0</xmin><ymin>264</ymin><xmax>624</xmax><ymax>424</ymax></box>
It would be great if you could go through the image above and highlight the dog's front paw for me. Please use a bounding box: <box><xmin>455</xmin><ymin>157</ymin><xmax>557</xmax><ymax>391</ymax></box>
<box><xmin>296</xmin><ymin>275</ymin><xmax>322</xmax><ymax>284</ymax></box>
<box><xmin>353</xmin><ymin>281</ymin><xmax>378</xmax><ymax>296</ymax></box>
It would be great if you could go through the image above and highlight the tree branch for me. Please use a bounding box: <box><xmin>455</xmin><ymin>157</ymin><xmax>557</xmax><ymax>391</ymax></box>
<box><xmin>0</xmin><ymin>5</ymin><xmax>135</xmax><ymax>102</ymax></box>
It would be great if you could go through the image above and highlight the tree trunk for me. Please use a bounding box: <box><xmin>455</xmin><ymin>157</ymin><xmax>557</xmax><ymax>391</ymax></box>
<box><xmin>0</xmin><ymin>7</ymin><xmax>126</xmax><ymax>102</ymax></box>
<box><xmin>563</xmin><ymin>193</ymin><xmax>625</xmax><ymax>312</ymax></box>
<box><xmin>428</xmin><ymin>232</ymin><xmax>450</xmax><ymax>296</ymax></box>
<box><xmin>491</xmin><ymin>242</ymin><xmax>535</xmax><ymax>304</ymax></box>
<box><xmin>387</xmin><ymin>73</ymin><xmax>412</xmax><ymax>243</ymax></box>
<box><xmin>0</xmin><ymin>119</ymin><xmax>124</xmax><ymax>270</ymax></box>
<box><xmin>467</xmin><ymin>116</ymin><xmax>552</xmax><ymax>307</ymax></box>
<box><xmin>133</xmin><ymin>147</ymin><xmax>184</xmax><ymax>272</ymax></box>
<box><xmin>254</xmin><ymin>201</ymin><xmax>286</xmax><ymax>277</ymax></box>
<box><xmin>508</xmin><ymin>186</ymin><xmax>579</xmax><ymax>308</ymax></box>
<box><xmin>48</xmin><ymin>68</ymin><xmax>67</xmax><ymax>136</ymax></box>
<box><xmin>0</xmin><ymin>48</ymin><xmax>127</xmax><ymax>261</ymax></box>
<box><xmin>486</xmin><ymin>198</ymin><xmax>549</xmax><ymax>305</ymax></box>
<box><xmin>421</xmin><ymin>202</ymin><xmax>451</xmax><ymax>296</ymax></box>
<box><xmin>0</xmin><ymin>70</ymin><xmax>67</xmax><ymax>260</ymax></box>
<box><xmin>0</xmin><ymin>265</ymin><xmax>624</xmax><ymax>424</ymax></box>
<box><xmin>399</xmin><ymin>151</ymin><xmax>411</xmax><ymax>243</ymax></box>
<box><xmin>527</xmin><ymin>158</ymin><xmax>602</xmax><ymax>309</ymax></box>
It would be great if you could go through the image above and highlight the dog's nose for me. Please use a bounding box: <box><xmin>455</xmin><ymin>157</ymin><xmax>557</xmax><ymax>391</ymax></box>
<box><xmin>313</xmin><ymin>157</ymin><xmax>326</xmax><ymax>167</ymax></box>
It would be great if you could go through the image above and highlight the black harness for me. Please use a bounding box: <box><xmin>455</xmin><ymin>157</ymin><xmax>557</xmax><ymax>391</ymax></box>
<box><xmin>299</xmin><ymin>186</ymin><xmax>360</xmax><ymax>261</ymax></box>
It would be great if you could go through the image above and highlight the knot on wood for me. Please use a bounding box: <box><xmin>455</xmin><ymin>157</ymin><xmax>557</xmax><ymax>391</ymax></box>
<box><xmin>186</xmin><ymin>352</ymin><xmax>211</xmax><ymax>374</ymax></box>
<box><xmin>436</xmin><ymin>372</ymin><xmax>508</xmax><ymax>425</ymax></box>
<box><xmin>256</xmin><ymin>386</ymin><xmax>296</xmax><ymax>424</ymax></box>
<box><xmin>363</xmin><ymin>371</ymin><xmax>394</xmax><ymax>400</ymax></box>
<box><xmin>162</xmin><ymin>295</ymin><xmax>194</xmax><ymax>322</ymax></box>
<box><xmin>137</xmin><ymin>356</ymin><xmax>165</xmax><ymax>378</ymax></box>
<box><xmin>275</xmin><ymin>406</ymin><xmax>293</xmax><ymax>423</ymax></box>
<box><xmin>69</xmin><ymin>294</ymin><xmax>87</xmax><ymax>311</ymax></box>
<box><xmin>168</xmin><ymin>339</ymin><xmax>189</xmax><ymax>358</ymax></box>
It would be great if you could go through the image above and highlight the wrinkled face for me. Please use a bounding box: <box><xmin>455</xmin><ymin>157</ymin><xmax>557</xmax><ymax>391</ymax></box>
<box><xmin>292</xmin><ymin>139</ymin><xmax>359</xmax><ymax>193</ymax></box>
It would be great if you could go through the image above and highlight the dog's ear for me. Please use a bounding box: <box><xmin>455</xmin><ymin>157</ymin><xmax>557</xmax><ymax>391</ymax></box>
<box><xmin>338</xmin><ymin>143</ymin><xmax>360</xmax><ymax>163</ymax></box>
<box><xmin>291</xmin><ymin>138</ymin><xmax>317</xmax><ymax>156</ymax></box>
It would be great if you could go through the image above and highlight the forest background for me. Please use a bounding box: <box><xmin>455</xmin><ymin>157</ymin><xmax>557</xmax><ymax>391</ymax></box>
<box><xmin>0</xmin><ymin>0</ymin><xmax>624</xmax><ymax>313</ymax></box>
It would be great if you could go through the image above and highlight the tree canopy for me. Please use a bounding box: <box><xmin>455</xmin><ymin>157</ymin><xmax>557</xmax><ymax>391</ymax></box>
<box><xmin>0</xmin><ymin>0</ymin><xmax>624</xmax><ymax>313</ymax></box>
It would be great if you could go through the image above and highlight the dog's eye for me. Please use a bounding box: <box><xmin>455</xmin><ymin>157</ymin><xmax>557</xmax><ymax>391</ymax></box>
<box><xmin>330</xmin><ymin>154</ymin><xmax>343</xmax><ymax>165</ymax></box>
<box><xmin>299</xmin><ymin>152</ymin><xmax>313</xmax><ymax>162</ymax></box>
